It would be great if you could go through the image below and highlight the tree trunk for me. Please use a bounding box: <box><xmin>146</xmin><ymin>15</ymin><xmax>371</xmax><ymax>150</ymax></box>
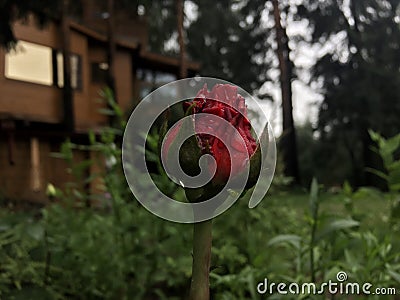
<box><xmin>271</xmin><ymin>0</ymin><xmax>299</xmax><ymax>183</ymax></box>
<box><xmin>61</xmin><ymin>0</ymin><xmax>74</xmax><ymax>132</ymax></box>
<box><xmin>176</xmin><ymin>0</ymin><xmax>187</xmax><ymax>79</ymax></box>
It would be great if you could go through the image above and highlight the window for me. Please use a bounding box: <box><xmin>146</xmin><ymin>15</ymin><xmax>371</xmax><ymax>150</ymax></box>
<box><xmin>5</xmin><ymin>41</ymin><xmax>53</xmax><ymax>85</ymax></box>
<box><xmin>91</xmin><ymin>62</ymin><xmax>109</xmax><ymax>84</ymax></box>
<box><xmin>5</xmin><ymin>40</ymin><xmax>82</xmax><ymax>90</ymax></box>
<box><xmin>136</xmin><ymin>68</ymin><xmax>177</xmax><ymax>98</ymax></box>
<box><xmin>56</xmin><ymin>52</ymin><xmax>82</xmax><ymax>90</ymax></box>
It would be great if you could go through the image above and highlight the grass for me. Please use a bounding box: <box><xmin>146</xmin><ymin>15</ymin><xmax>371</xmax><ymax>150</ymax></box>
<box><xmin>0</xmin><ymin>186</ymin><xmax>398</xmax><ymax>299</ymax></box>
<box><xmin>265</xmin><ymin>188</ymin><xmax>391</xmax><ymax>227</ymax></box>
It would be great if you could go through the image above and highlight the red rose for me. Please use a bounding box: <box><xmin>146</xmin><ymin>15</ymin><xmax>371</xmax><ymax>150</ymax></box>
<box><xmin>162</xmin><ymin>84</ymin><xmax>260</xmax><ymax>190</ymax></box>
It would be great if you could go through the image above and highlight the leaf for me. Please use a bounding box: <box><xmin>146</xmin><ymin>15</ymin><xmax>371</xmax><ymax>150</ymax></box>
<box><xmin>368</xmin><ymin>130</ymin><xmax>382</xmax><ymax>144</ymax></box>
<box><xmin>389</xmin><ymin>183</ymin><xmax>400</xmax><ymax>193</ymax></box>
<box><xmin>365</xmin><ymin>167</ymin><xmax>388</xmax><ymax>181</ymax></box>
<box><xmin>26</xmin><ymin>223</ymin><xmax>45</xmax><ymax>241</ymax></box>
<box><xmin>267</xmin><ymin>234</ymin><xmax>302</xmax><ymax>249</ymax></box>
<box><xmin>383</xmin><ymin>135</ymin><xmax>400</xmax><ymax>157</ymax></box>
<box><xmin>352</xmin><ymin>187</ymin><xmax>383</xmax><ymax>201</ymax></box>
<box><xmin>145</xmin><ymin>151</ymin><xmax>159</xmax><ymax>163</ymax></box>
<box><xmin>88</xmin><ymin>130</ymin><xmax>96</xmax><ymax>145</ymax></box>
<box><xmin>315</xmin><ymin>219</ymin><xmax>359</xmax><ymax>242</ymax></box>
<box><xmin>342</xmin><ymin>181</ymin><xmax>352</xmax><ymax>195</ymax></box>
<box><xmin>248</xmin><ymin>122</ymin><xmax>273</xmax><ymax>208</ymax></box>
<box><xmin>388</xmin><ymin>160</ymin><xmax>400</xmax><ymax>172</ymax></box>
<box><xmin>344</xmin><ymin>248</ymin><xmax>358</xmax><ymax>264</ymax></box>
<box><xmin>387</xmin><ymin>268</ymin><xmax>400</xmax><ymax>283</ymax></box>
<box><xmin>98</xmin><ymin>108</ymin><xmax>116</xmax><ymax>116</ymax></box>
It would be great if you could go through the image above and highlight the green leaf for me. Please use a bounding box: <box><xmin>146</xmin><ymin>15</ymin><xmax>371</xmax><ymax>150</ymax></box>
<box><xmin>389</xmin><ymin>183</ymin><xmax>400</xmax><ymax>193</ymax></box>
<box><xmin>387</xmin><ymin>268</ymin><xmax>400</xmax><ymax>283</ymax></box>
<box><xmin>247</xmin><ymin>123</ymin><xmax>271</xmax><ymax>208</ymax></box>
<box><xmin>352</xmin><ymin>187</ymin><xmax>383</xmax><ymax>201</ymax></box>
<box><xmin>98</xmin><ymin>108</ymin><xmax>116</xmax><ymax>116</ymax></box>
<box><xmin>158</xmin><ymin>117</ymin><xmax>169</xmax><ymax>157</ymax></box>
<box><xmin>88</xmin><ymin>130</ymin><xmax>96</xmax><ymax>145</ymax></box>
<box><xmin>246</xmin><ymin>143</ymin><xmax>261</xmax><ymax>189</ymax></box>
<box><xmin>342</xmin><ymin>181</ymin><xmax>353</xmax><ymax>195</ymax></box>
<box><xmin>365</xmin><ymin>167</ymin><xmax>388</xmax><ymax>181</ymax></box>
<box><xmin>315</xmin><ymin>219</ymin><xmax>359</xmax><ymax>242</ymax></box>
<box><xmin>267</xmin><ymin>234</ymin><xmax>302</xmax><ymax>249</ymax></box>
<box><xmin>26</xmin><ymin>223</ymin><xmax>45</xmax><ymax>241</ymax></box>
<box><xmin>368</xmin><ymin>130</ymin><xmax>381</xmax><ymax>144</ymax></box>
<box><xmin>384</xmin><ymin>135</ymin><xmax>400</xmax><ymax>156</ymax></box>
<box><xmin>388</xmin><ymin>160</ymin><xmax>400</xmax><ymax>172</ymax></box>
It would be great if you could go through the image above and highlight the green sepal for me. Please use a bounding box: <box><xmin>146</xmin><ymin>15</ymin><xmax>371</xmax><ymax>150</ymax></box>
<box><xmin>158</xmin><ymin>116</ymin><xmax>169</xmax><ymax>159</ymax></box>
<box><xmin>163</xmin><ymin>115</ymin><xmax>203</xmax><ymax>180</ymax></box>
<box><xmin>184</xmin><ymin>181</ymin><xmax>223</xmax><ymax>204</ymax></box>
<box><xmin>246</xmin><ymin>144</ymin><xmax>262</xmax><ymax>189</ymax></box>
<box><xmin>177</xmin><ymin>117</ymin><xmax>203</xmax><ymax>176</ymax></box>
<box><xmin>230</xmin><ymin>125</ymin><xmax>267</xmax><ymax>192</ymax></box>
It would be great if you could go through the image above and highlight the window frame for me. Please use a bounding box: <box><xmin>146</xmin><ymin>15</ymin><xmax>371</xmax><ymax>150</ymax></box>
<box><xmin>4</xmin><ymin>40</ymin><xmax>83</xmax><ymax>91</ymax></box>
<box><xmin>53</xmin><ymin>49</ymin><xmax>83</xmax><ymax>92</ymax></box>
<box><xmin>4</xmin><ymin>40</ymin><xmax>54</xmax><ymax>86</ymax></box>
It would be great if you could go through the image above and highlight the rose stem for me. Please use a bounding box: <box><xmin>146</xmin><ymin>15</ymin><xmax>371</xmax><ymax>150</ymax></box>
<box><xmin>189</xmin><ymin>219</ymin><xmax>213</xmax><ymax>300</ymax></box>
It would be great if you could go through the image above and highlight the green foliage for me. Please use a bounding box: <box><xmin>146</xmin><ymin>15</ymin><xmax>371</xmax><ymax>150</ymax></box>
<box><xmin>0</xmin><ymin>90</ymin><xmax>193</xmax><ymax>299</ymax></box>
<box><xmin>298</xmin><ymin>0</ymin><xmax>400</xmax><ymax>187</ymax></box>
<box><xmin>369</xmin><ymin>131</ymin><xmax>400</xmax><ymax>227</ymax></box>
<box><xmin>0</xmin><ymin>92</ymin><xmax>399</xmax><ymax>299</ymax></box>
<box><xmin>369</xmin><ymin>130</ymin><xmax>400</xmax><ymax>192</ymax></box>
<box><xmin>1</xmin><ymin>178</ymin><xmax>399</xmax><ymax>299</ymax></box>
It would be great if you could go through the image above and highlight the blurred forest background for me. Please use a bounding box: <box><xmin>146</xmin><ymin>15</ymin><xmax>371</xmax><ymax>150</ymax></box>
<box><xmin>0</xmin><ymin>0</ymin><xmax>400</xmax><ymax>189</ymax></box>
<box><xmin>2</xmin><ymin>0</ymin><xmax>400</xmax><ymax>188</ymax></box>
<box><xmin>0</xmin><ymin>0</ymin><xmax>400</xmax><ymax>299</ymax></box>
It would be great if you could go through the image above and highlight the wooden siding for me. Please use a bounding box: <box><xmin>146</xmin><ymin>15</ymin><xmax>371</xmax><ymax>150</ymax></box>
<box><xmin>0</xmin><ymin>136</ymin><xmax>87</xmax><ymax>203</ymax></box>
<box><xmin>0</xmin><ymin>14</ymin><xmax>199</xmax><ymax>203</ymax></box>
<box><xmin>0</xmin><ymin>16</ymin><xmax>135</xmax><ymax>129</ymax></box>
<box><xmin>114</xmin><ymin>50</ymin><xmax>133</xmax><ymax>113</ymax></box>
<box><xmin>0</xmin><ymin>17</ymin><xmax>62</xmax><ymax>123</ymax></box>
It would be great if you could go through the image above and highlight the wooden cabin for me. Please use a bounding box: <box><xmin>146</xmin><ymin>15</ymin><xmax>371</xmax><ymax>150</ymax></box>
<box><xmin>0</xmin><ymin>8</ymin><xmax>199</xmax><ymax>203</ymax></box>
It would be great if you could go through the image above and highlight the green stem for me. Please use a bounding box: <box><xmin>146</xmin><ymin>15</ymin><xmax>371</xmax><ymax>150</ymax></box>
<box><xmin>189</xmin><ymin>219</ymin><xmax>213</xmax><ymax>300</ymax></box>
<box><xmin>310</xmin><ymin>206</ymin><xmax>318</xmax><ymax>283</ymax></box>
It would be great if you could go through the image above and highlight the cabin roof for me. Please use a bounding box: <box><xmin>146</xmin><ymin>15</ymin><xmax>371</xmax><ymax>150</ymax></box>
<box><xmin>69</xmin><ymin>21</ymin><xmax>200</xmax><ymax>73</ymax></box>
<box><xmin>139</xmin><ymin>51</ymin><xmax>201</xmax><ymax>74</ymax></box>
<box><xmin>69</xmin><ymin>21</ymin><xmax>139</xmax><ymax>51</ymax></box>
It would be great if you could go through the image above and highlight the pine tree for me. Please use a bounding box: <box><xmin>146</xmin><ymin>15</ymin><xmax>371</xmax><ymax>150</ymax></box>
<box><xmin>298</xmin><ymin>0</ymin><xmax>400</xmax><ymax>187</ymax></box>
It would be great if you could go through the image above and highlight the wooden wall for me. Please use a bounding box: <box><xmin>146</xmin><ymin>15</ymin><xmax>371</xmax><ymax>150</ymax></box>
<box><xmin>0</xmin><ymin>135</ymin><xmax>87</xmax><ymax>203</ymax></box>
<box><xmin>0</xmin><ymin>16</ymin><xmax>134</xmax><ymax>130</ymax></box>
<box><xmin>0</xmin><ymin>15</ymin><xmax>167</xmax><ymax>203</ymax></box>
<box><xmin>0</xmin><ymin>18</ymin><xmax>63</xmax><ymax>123</ymax></box>
<box><xmin>114</xmin><ymin>50</ymin><xmax>133</xmax><ymax>113</ymax></box>
<box><xmin>0</xmin><ymin>17</ymin><xmax>134</xmax><ymax>203</ymax></box>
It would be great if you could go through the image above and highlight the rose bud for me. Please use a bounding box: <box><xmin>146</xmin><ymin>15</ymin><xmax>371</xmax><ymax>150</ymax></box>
<box><xmin>161</xmin><ymin>84</ymin><xmax>261</xmax><ymax>202</ymax></box>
